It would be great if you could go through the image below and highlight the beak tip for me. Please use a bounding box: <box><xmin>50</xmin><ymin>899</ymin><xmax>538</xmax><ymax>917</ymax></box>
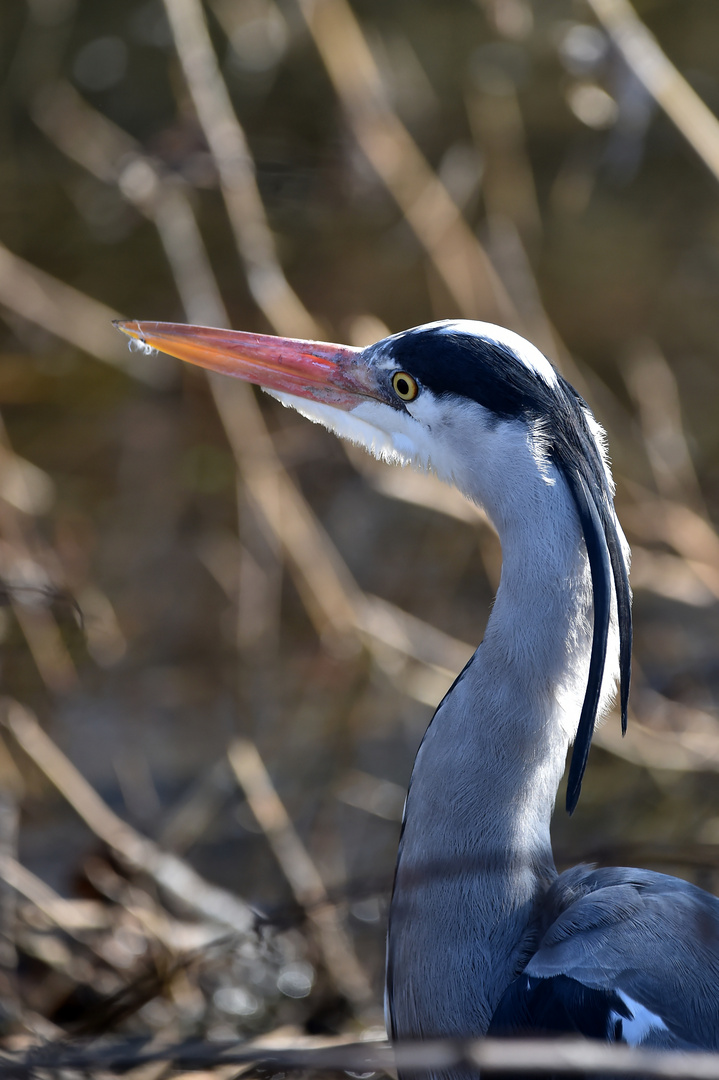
<box><xmin>113</xmin><ymin>319</ymin><xmax>137</xmax><ymax>336</ymax></box>
<box><xmin>112</xmin><ymin>320</ymin><xmax>159</xmax><ymax>357</ymax></box>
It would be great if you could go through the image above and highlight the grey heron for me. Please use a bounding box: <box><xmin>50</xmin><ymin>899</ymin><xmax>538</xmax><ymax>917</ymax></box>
<box><xmin>116</xmin><ymin>317</ymin><xmax>719</xmax><ymax>1054</ymax></box>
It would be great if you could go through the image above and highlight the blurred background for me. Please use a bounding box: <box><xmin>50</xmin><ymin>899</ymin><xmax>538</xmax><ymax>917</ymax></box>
<box><xmin>1</xmin><ymin>0</ymin><xmax>719</xmax><ymax>1061</ymax></box>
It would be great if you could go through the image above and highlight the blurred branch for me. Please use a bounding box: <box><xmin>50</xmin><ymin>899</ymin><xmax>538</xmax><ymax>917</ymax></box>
<box><xmin>9</xmin><ymin>1032</ymin><xmax>719</xmax><ymax>1078</ymax></box>
<box><xmin>81</xmin><ymin>856</ymin><xmax>222</xmax><ymax>955</ymax></box>
<box><xmin>157</xmin><ymin>757</ymin><xmax>235</xmax><ymax>854</ymax></box>
<box><xmin>227</xmin><ymin>739</ymin><xmax>374</xmax><ymax>1009</ymax></box>
<box><xmin>161</xmin><ymin>0</ymin><xmax>318</xmax><ymax>338</ymax></box>
<box><xmin>462</xmin><ymin>48</ymin><xmax>614</xmax><ymax>403</ymax></box>
<box><xmin>357</xmin><ymin>593</ymin><xmax>472</xmax><ymax>675</ymax></box>
<box><xmin>630</xmin><ymin>546</ymin><xmax>717</xmax><ymax>608</ymax></box>
<box><xmin>0</xmin><ymin>853</ymin><xmax>148</xmax><ymax>989</ymax></box>
<box><xmin>295</xmin><ymin>0</ymin><xmax>516</xmax><ymax>324</ymax></box>
<box><xmin>336</xmin><ymin>768</ymin><xmax>405</xmax><ymax>821</ymax></box>
<box><xmin>466</xmin><ymin>78</ymin><xmax>541</xmax><ymax>247</ymax></box>
<box><xmin>0</xmin><ymin>444</ymin><xmax>54</xmax><ymax>518</ymax></box>
<box><xmin>228</xmin><ymin>739</ymin><xmax>338</xmax><ymax>910</ymax></box>
<box><xmin>215</xmin><ymin>382</ymin><xmax>362</xmax><ymax>639</ymax></box>
<box><xmin>31</xmin><ymin>79</ymin><xmax>227</xmax><ymax>329</ymax></box>
<box><xmin>2</xmin><ymin>845</ymin><xmax>218</xmax><ymax>965</ymax></box>
<box><xmin>0</xmin><ymin>793</ymin><xmax>18</xmax><ymax>1024</ymax></box>
<box><xmin>3</xmin><ymin>602</ymin><xmax>77</xmax><ymax>697</ymax></box>
<box><xmin>621</xmin><ymin>488</ymin><xmax>719</xmax><ymax>600</ymax></box>
<box><xmin>588</xmin><ymin>0</ymin><xmax>719</xmax><ymax>184</ymax></box>
<box><xmin>0</xmin><ymin>242</ymin><xmax>171</xmax><ymax>387</ymax></box>
<box><xmin>0</xmin><ymin>854</ymin><xmax>108</xmax><ymax>936</ymax></box>
<box><xmin>0</xmin><ymin>701</ymin><xmax>256</xmax><ymax>939</ymax></box>
<box><xmin>623</xmin><ymin>339</ymin><xmax>705</xmax><ymax>511</ymax></box>
<box><xmin>0</xmin><ymin>245</ymin><xmax>127</xmax><ymax>687</ymax></box>
<box><xmin>596</xmin><ymin>683</ymin><xmax>719</xmax><ymax>773</ymax></box>
<box><xmin>0</xmin><ymin>424</ymin><xmax>78</xmax><ymax>695</ymax></box>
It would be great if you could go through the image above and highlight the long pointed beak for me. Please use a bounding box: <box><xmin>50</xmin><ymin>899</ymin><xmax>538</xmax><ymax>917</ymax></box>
<box><xmin>114</xmin><ymin>320</ymin><xmax>380</xmax><ymax>410</ymax></box>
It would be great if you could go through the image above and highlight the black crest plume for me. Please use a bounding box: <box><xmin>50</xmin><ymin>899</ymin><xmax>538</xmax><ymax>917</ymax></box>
<box><xmin>546</xmin><ymin>377</ymin><xmax>632</xmax><ymax>813</ymax></box>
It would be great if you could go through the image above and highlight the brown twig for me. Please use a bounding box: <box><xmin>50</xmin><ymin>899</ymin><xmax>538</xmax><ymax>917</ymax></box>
<box><xmin>0</xmin><ymin>701</ymin><xmax>255</xmax><ymax>939</ymax></box>
<box><xmin>161</xmin><ymin>0</ymin><xmax>318</xmax><ymax>339</ymax></box>
<box><xmin>588</xmin><ymin>0</ymin><xmax>719</xmax><ymax>184</ymax></box>
<box><xmin>0</xmin><ymin>854</ymin><xmax>108</xmax><ymax>935</ymax></box>
<box><xmin>0</xmin><ymin>242</ymin><xmax>170</xmax><ymax>387</ymax></box>
<box><xmin>0</xmin><ymin>427</ymin><xmax>78</xmax><ymax>696</ymax></box>
<box><xmin>621</xmin><ymin>488</ymin><xmax>719</xmax><ymax>601</ymax></box>
<box><xmin>10</xmin><ymin>1032</ymin><xmax>719</xmax><ymax>1078</ymax></box>
<box><xmin>623</xmin><ymin>340</ymin><xmax>705</xmax><ymax>511</ymax></box>
<box><xmin>227</xmin><ymin>739</ymin><xmax>374</xmax><ymax>1009</ymax></box>
<box><xmin>295</xmin><ymin>0</ymin><xmax>516</xmax><ymax>325</ymax></box>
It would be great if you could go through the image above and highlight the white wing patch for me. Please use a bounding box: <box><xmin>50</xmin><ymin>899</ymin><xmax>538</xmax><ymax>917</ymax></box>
<box><xmin>612</xmin><ymin>992</ymin><xmax>668</xmax><ymax>1045</ymax></box>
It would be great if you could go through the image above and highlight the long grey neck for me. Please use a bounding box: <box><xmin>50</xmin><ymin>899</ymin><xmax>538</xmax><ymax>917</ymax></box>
<box><xmin>386</xmin><ymin>470</ymin><xmax>593</xmax><ymax>1041</ymax></box>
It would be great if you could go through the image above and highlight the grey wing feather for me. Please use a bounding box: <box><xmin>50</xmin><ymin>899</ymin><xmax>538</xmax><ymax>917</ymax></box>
<box><xmin>523</xmin><ymin>865</ymin><xmax>719</xmax><ymax>1048</ymax></box>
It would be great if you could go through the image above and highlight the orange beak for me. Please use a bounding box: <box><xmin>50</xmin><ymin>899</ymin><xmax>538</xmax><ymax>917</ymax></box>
<box><xmin>113</xmin><ymin>321</ymin><xmax>382</xmax><ymax>410</ymax></box>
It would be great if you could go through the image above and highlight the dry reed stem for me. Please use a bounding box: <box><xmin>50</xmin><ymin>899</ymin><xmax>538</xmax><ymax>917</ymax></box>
<box><xmin>466</xmin><ymin>81</ymin><xmax>541</xmax><ymax>247</ymax></box>
<box><xmin>210</xmin><ymin>378</ymin><xmax>362</xmax><ymax>640</ymax></box>
<box><xmin>227</xmin><ymin>739</ymin><xmax>374</xmax><ymax>1008</ymax></box>
<box><xmin>157</xmin><ymin>759</ymin><xmax>235</xmax><ymax>854</ymax></box>
<box><xmin>0</xmin><ymin>854</ymin><xmax>153</xmax><ymax>981</ymax></box>
<box><xmin>32</xmin><ymin>79</ymin><xmax>228</xmax><ymax>329</ymax></box>
<box><xmin>7</xmin><ymin>607</ymin><xmax>77</xmax><ymax>696</ymax></box>
<box><xmin>10</xmin><ymin>1032</ymin><xmax>719</xmax><ymax>1078</ymax></box>
<box><xmin>624</xmin><ymin>341</ymin><xmax>705</xmax><ymax>511</ymax></box>
<box><xmin>462</xmin><ymin>62</ymin><xmax>604</xmax><ymax>399</ymax></box>
<box><xmin>0</xmin><ymin>854</ymin><xmax>108</xmax><ymax>933</ymax></box>
<box><xmin>596</xmin><ymin>712</ymin><xmax>719</xmax><ymax>773</ymax></box>
<box><xmin>81</xmin><ymin>856</ymin><xmax>227</xmax><ymax>955</ymax></box>
<box><xmin>0</xmin><ymin>701</ymin><xmax>255</xmax><ymax>939</ymax></box>
<box><xmin>161</xmin><ymin>0</ymin><xmax>318</xmax><ymax>339</ymax></box>
<box><xmin>0</xmin><ymin>242</ymin><xmax>168</xmax><ymax>386</ymax></box>
<box><xmin>0</xmin><ymin>431</ymin><xmax>78</xmax><ymax>695</ymax></box>
<box><xmin>226</xmin><ymin>739</ymin><xmax>337</xmax><ymax>907</ymax></box>
<box><xmin>296</xmin><ymin>0</ymin><xmax>516</xmax><ymax>325</ymax></box>
<box><xmin>629</xmin><ymin>546</ymin><xmax>717</xmax><ymax>609</ymax></box>
<box><xmin>622</xmin><ymin>491</ymin><xmax>719</xmax><ymax>598</ymax></box>
<box><xmin>588</xmin><ymin>0</ymin><xmax>719</xmax><ymax>184</ymax></box>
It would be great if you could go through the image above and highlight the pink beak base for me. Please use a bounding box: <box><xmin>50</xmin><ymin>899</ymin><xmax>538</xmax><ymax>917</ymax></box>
<box><xmin>114</xmin><ymin>321</ymin><xmax>375</xmax><ymax>410</ymax></box>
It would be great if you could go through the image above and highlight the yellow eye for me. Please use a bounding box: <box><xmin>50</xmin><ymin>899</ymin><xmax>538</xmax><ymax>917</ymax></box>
<box><xmin>392</xmin><ymin>371</ymin><xmax>419</xmax><ymax>402</ymax></box>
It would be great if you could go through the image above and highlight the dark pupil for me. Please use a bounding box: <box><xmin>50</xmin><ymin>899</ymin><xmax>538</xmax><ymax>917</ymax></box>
<box><xmin>396</xmin><ymin>377</ymin><xmax>410</xmax><ymax>396</ymax></box>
